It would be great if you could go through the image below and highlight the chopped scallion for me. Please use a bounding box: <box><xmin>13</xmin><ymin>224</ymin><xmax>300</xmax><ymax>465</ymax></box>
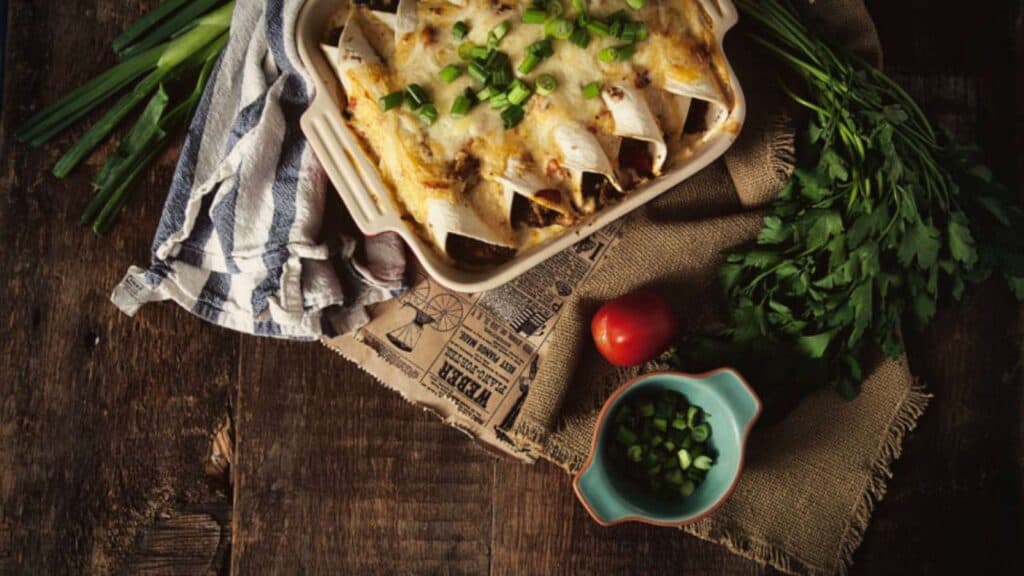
<box><xmin>450</xmin><ymin>95</ymin><xmax>473</xmax><ymax>117</ymax></box>
<box><xmin>489</xmin><ymin>19</ymin><xmax>512</xmax><ymax>44</ymax></box>
<box><xmin>452</xmin><ymin>20</ymin><xmax>470</xmax><ymax>39</ymax></box>
<box><xmin>405</xmin><ymin>83</ymin><xmax>429</xmax><ymax>108</ymax></box>
<box><xmin>598</xmin><ymin>44</ymin><xmax>634</xmax><ymax>62</ymax></box>
<box><xmin>690</xmin><ymin>423</ymin><xmax>711</xmax><ymax>443</ymax></box>
<box><xmin>417</xmin><ymin>103</ymin><xmax>438</xmax><ymax>125</ymax></box>
<box><xmin>489</xmin><ymin>92</ymin><xmax>509</xmax><ymax>109</ymax></box>
<box><xmin>517</xmin><ymin>53</ymin><xmax>541</xmax><ymax>75</ymax></box>
<box><xmin>527</xmin><ymin>38</ymin><xmax>554</xmax><ymax>57</ymax></box>
<box><xmin>458</xmin><ymin>42</ymin><xmax>476</xmax><ymax>60</ymax></box>
<box><xmin>470</xmin><ymin>45</ymin><xmax>492</xmax><ymax>60</ymax></box>
<box><xmin>501</xmin><ymin>104</ymin><xmax>525</xmax><ymax>128</ymax></box>
<box><xmin>506</xmin><ymin>79</ymin><xmax>533</xmax><ymax>105</ymax></box>
<box><xmin>522</xmin><ymin>8</ymin><xmax>548</xmax><ymax>24</ymax></box>
<box><xmin>585</xmin><ymin>19</ymin><xmax>610</xmax><ymax>37</ymax></box>
<box><xmin>476</xmin><ymin>86</ymin><xmax>497</xmax><ymax>101</ymax></box>
<box><xmin>546</xmin><ymin>0</ymin><xmax>564</xmax><ymax>16</ymax></box>
<box><xmin>626</xmin><ymin>0</ymin><xmax>645</xmax><ymax>9</ymax></box>
<box><xmin>544</xmin><ymin>17</ymin><xmax>575</xmax><ymax>39</ymax></box>
<box><xmin>379</xmin><ymin>91</ymin><xmax>404</xmax><ymax>111</ymax></box>
<box><xmin>439</xmin><ymin>64</ymin><xmax>463</xmax><ymax>84</ymax></box>
<box><xmin>568</xmin><ymin>26</ymin><xmax>590</xmax><ymax>47</ymax></box>
<box><xmin>468</xmin><ymin>61</ymin><xmax>489</xmax><ymax>84</ymax></box>
<box><xmin>536</xmin><ymin>73</ymin><xmax>557</xmax><ymax>95</ymax></box>
<box><xmin>582</xmin><ymin>81</ymin><xmax>601</xmax><ymax>99</ymax></box>
<box><xmin>571</xmin><ymin>0</ymin><xmax>587</xmax><ymax>14</ymax></box>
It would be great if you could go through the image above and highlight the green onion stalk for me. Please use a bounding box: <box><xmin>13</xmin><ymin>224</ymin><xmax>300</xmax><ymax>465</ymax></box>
<box><xmin>15</xmin><ymin>0</ymin><xmax>234</xmax><ymax>234</ymax></box>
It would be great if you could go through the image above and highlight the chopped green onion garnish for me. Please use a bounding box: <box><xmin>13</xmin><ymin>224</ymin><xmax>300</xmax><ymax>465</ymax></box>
<box><xmin>586</xmin><ymin>19</ymin><xmax>610</xmax><ymax>37</ymax></box>
<box><xmin>522</xmin><ymin>8</ymin><xmax>548</xmax><ymax>24</ymax></box>
<box><xmin>608</xmin><ymin>389</ymin><xmax>715</xmax><ymax>500</ymax></box>
<box><xmin>489</xmin><ymin>92</ymin><xmax>509</xmax><ymax>109</ymax></box>
<box><xmin>582</xmin><ymin>81</ymin><xmax>601</xmax><ymax>99</ymax></box>
<box><xmin>571</xmin><ymin>0</ymin><xmax>586</xmax><ymax>14</ymax></box>
<box><xmin>609</xmin><ymin>19</ymin><xmax>622</xmax><ymax>38</ymax></box>
<box><xmin>625</xmin><ymin>0</ymin><xmax>645</xmax><ymax>9</ymax></box>
<box><xmin>568</xmin><ymin>26</ymin><xmax>590</xmax><ymax>47</ymax></box>
<box><xmin>517</xmin><ymin>53</ymin><xmax>541</xmax><ymax>75</ymax></box>
<box><xmin>536</xmin><ymin>73</ymin><xmax>557</xmax><ymax>95</ymax></box>
<box><xmin>608</xmin><ymin>9</ymin><xmax>629</xmax><ymax>23</ymax></box>
<box><xmin>487</xmin><ymin>50</ymin><xmax>510</xmax><ymax>69</ymax></box>
<box><xmin>635</xmin><ymin>23</ymin><xmax>648</xmax><ymax>41</ymax></box>
<box><xmin>527</xmin><ymin>38</ymin><xmax>555</xmax><ymax>57</ymax></box>
<box><xmin>544</xmin><ymin>17</ymin><xmax>575</xmax><ymax>39</ymax></box>
<box><xmin>450</xmin><ymin>95</ymin><xmax>473</xmax><ymax>117</ymax></box>
<box><xmin>452</xmin><ymin>20</ymin><xmax>470</xmax><ymax>39</ymax></box>
<box><xmin>690</xmin><ymin>423</ymin><xmax>711</xmax><ymax>443</ymax></box>
<box><xmin>546</xmin><ymin>0</ymin><xmax>564</xmax><ymax>16</ymax></box>
<box><xmin>686</xmin><ymin>405</ymin><xmax>701</xmax><ymax>428</ymax></box>
<box><xmin>616</xmin><ymin>425</ymin><xmax>637</xmax><ymax>445</ymax></box>
<box><xmin>693</xmin><ymin>455</ymin><xmax>714</xmax><ymax>471</ymax></box>
<box><xmin>620</xmin><ymin>22</ymin><xmax>640</xmax><ymax>42</ymax></box>
<box><xmin>598</xmin><ymin>44</ymin><xmax>634</xmax><ymax>62</ymax></box>
<box><xmin>501</xmin><ymin>104</ymin><xmax>525</xmax><ymax>128</ymax></box>
<box><xmin>405</xmin><ymin>83</ymin><xmax>429</xmax><ymax>108</ymax></box>
<box><xmin>379</xmin><ymin>91</ymin><xmax>404</xmax><ymax>111</ymax></box>
<box><xmin>677</xmin><ymin>448</ymin><xmax>692</xmax><ymax>470</ymax></box>
<box><xmin>506</xmin><ymin>79</ymin><xmax>533</xmax><ymax>105</ymax></box>
<box><xmin>417</xmin><ymin>103</ymin><xmax>438</xmax><ymax>125</ymax></box>
<box><xmin>439</xmin><ymin>64</ymin><xmax>463</xmax><ymax>84</ymax></box>
<box><xmin>679</xmin><ymin>480</ymin><xmax>696</xmax><ymax>497</ymax></box>
<box><xmin>488</xmin><ymin>20</ymin><xmax>511</xmax><ymax>45</ymax></box>
<box><xmin>489</xmin><ymin>58</ymin><xmax>513</xmax><ymax>88</ymax></box>
<box><xmin>458</xmin><ymin>42</ymin><xmax>476</xmax><ymax>60</ymax></box>
<box><xmin>470</xmin><ymin>45</ymin><xmax>492</xmax><ymax>60</ymax></box>
<box><xmin>468</xmin><ymin>61</ymin><xmax>489</xmax><ymax>84</ymax></box>
<box><xmin>476</xmin><ymin>86</ymin><xmax>497</xmax><ymax>101</ymax></box>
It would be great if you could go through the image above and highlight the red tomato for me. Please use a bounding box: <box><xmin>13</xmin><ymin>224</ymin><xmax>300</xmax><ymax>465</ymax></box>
<box><xmin>591</xmin><ymin>290</ymin><xmax>678</xmax><ymax>367</ymax></box>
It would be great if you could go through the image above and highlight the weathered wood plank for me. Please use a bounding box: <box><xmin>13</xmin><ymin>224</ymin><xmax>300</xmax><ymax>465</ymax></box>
<box><xmin>0</xmin><ymin>1</ymin><xmax>236</xmax><ymax>574</ymax></box>
<box><xmin>230</xmin><ymin>338</ymin><xmax>494</xmax><ymax>575</ymax></box>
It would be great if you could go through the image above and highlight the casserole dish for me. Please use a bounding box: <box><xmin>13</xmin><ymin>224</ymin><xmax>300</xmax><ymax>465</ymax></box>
<box><xmin>297</xmin><ymin>0</ymin><xmax>746</xmax><ymax>292</ymax></box>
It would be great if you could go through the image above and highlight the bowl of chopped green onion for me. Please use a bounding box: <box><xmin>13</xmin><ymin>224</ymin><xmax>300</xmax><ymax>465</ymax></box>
<box><xmin>573</xmin><ymin>369</ymin><xmax>761</xmax><ymax>527</ymax></box>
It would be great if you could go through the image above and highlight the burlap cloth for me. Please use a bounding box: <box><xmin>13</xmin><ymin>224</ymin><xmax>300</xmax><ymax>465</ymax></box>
<box><xmin>506</xmin><ymin>2</ymin><xmax>931</xmax><ymax>574</ymax></box>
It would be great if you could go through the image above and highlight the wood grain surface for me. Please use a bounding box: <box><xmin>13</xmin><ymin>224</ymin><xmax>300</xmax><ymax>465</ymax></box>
<box><xmin>0</xmin><ymin>1</ymin><xmax>1021</xmax><ymax>575</ymax></box>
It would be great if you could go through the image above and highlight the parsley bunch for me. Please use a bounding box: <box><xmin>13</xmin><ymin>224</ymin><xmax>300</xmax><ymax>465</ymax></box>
<box><xmin>713</xmin><ymin>0</ymin><xmax>1024</xmax><ymax>397</ymax></box>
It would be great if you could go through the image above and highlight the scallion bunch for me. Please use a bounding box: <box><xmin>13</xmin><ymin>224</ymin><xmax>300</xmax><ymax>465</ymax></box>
<box><xmin>16</xmin><ymin>0</ymin><xmax>234</xmax><ymax>234</ymax></box>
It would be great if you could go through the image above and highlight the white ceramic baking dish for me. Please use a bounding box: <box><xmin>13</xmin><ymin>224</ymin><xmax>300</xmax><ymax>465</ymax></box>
<box><xmin>296</xmin><ymin>0</ymin><xmax>746</xmax><ymax>292</ymax></box>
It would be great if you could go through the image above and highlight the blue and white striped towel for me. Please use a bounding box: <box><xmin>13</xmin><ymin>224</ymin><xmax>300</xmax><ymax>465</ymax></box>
<box><xmin>112</xmin><ymin>0</ymin><xmax>407</xmax><ymax>340</ymax></box>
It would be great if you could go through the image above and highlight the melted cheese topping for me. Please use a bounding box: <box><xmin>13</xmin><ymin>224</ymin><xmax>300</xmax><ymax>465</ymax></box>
<box><xmin>336</xmin><ymin>0</ymin><xmax>731</xmax><ymax>265</ymax></box>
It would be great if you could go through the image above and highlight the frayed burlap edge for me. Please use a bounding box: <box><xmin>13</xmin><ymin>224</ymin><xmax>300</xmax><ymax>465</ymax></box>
<box><xmin>768</xmin><ymin>111</ymin><xmax>797</xmax><ymax>185</ymax></box>
<box><xmin>833</xmin><ymin>381</ymin><xmax>932</xmax><ymax>576</ymax></box>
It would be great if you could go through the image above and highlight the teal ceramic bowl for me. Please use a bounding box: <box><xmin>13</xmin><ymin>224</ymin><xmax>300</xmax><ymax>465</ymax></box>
<box><xmin>573</xmin><ymin>369</ymin><xmax>761</xmax><ymax>527</ymax></box>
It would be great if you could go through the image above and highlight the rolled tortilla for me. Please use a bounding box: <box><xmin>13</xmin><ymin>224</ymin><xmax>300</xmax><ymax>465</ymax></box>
<box><xmin>552</xmin><ymin>123</ymin><xmax>622</xmax><ymax>211</ymax></box>
<box><xmin>426</xmin><ymin>198</ymin><xmax>516</xmax><ymax>255</ymax></box>
<box><xmin>320</xmin><ymin>10</ymin><xmax>382</xmax><ymax>96</ymax></box>
<box><xmin>601</xmin><ymin>83</ymin><xmax>668</xmax><ymax>175</ymax></box>
<box><xmin>395</xmin><ymin>0</ymin><xmax>419</xmax><ymax>37</ymax></box>
<box><xmin>494</xmin><ymin>156</ymin><xmax>573</xmax><ymax>219</ymax></box>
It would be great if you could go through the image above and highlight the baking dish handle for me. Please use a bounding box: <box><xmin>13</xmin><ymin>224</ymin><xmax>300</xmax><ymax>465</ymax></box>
<box><xmin>301</xmin><ymin>105</ymin><xmax>402</xmax><ymax>236</ymax></box>
<box><xmin>701</xmin><ymin>0</ymin><xmax>740</xmax><ymax>40</ymax></box>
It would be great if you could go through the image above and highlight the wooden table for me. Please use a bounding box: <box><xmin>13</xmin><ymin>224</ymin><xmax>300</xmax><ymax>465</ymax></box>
<box><xmin>1</xmin><ymin>1</ymin><xmax>1021</xmax><ymax>574</ymax></box>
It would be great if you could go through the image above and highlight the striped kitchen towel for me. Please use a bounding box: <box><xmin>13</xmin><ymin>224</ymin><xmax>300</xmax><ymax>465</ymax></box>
<box><xmin>112</xmin><ymin>0</ymin><xmax>407</xmax><ymax>340</ymax></box>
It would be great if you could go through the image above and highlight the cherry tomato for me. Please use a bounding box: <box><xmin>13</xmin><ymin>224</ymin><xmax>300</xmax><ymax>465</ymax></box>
<box><xmin>591</xmin><ymin>289</ymin><xmax>678</xmax><ymax>367</ymax></box>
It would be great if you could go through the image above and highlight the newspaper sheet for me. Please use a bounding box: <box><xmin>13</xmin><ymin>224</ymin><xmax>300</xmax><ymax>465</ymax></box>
<box><xmin>324</xmin><ymin>221</ymin><xmax>626</xmax><ymax>459</ymax></box>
